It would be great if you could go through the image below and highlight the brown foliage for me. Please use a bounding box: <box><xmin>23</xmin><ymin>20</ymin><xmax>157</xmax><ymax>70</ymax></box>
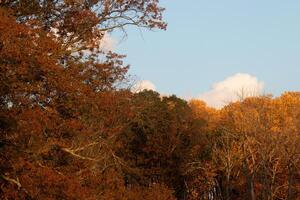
<box><xmin>0</xmin><ymin>1</ymin><xmax>172</xmax><ymax>199</ymax></box>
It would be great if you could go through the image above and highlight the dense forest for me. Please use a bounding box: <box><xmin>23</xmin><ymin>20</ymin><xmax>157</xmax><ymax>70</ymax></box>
<box><xmin>1</xmin><ymin>1</ymin><xmax>300</xmax><ymax>199</ymax></box>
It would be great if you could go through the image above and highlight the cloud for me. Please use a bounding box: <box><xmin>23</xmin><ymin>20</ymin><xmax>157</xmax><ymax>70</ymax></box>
<box><xmin>49</xmin><ymin>28</ymin><xmax>116</xmax><ymax>52</ymax></box>
<box><xmin>99</xmin><ymin>33</ymin><xmax>117</xmax><ymax>52</ymax></box>
<box><xmin>198</xmin><ymin>73</ymin><xmax>264</xmax><ymax>109</ymax></box>
<box><xmin>132</xmin><ymin>80</ymin><xmax>156</xmax><ymax>93</ymax></box>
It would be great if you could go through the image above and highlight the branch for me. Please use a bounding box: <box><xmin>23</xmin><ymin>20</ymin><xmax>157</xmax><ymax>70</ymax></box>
<box><xmin>1</xmin><ymin>175</ymin><xmax>21</xmax><ymax>189</ymax></box>
<box><xmin>72</xmin><ymin>141</ymin><xmax>101</xmax><ymax>152</ymax></box>
<box><xmin>62</xmin><ymin>147</ymin><xmax>99</xmax><ymax>161</ymax></box>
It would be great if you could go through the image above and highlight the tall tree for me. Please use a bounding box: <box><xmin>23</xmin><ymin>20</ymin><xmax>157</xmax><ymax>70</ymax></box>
<box><xmin>0</xmin><ymin>1</ymin><xmax>168</xmax><ymax>199</ymax></box>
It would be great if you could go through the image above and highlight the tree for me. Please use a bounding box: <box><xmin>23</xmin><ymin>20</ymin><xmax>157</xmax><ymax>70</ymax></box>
<box><xmin>119</xmin><ymin>91</ymin><xmax>194</xmax><ymax>199</ymax></box>
<box><xmin>0</xmin><ymin>1</ymin><xmax>168</xmax><ymax>199</ymax></box>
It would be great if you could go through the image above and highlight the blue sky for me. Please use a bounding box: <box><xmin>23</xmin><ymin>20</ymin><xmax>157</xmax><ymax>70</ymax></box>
<box><xmin>112</xmin><ymin>0</ymin><xmax>300</xmax><ymax>105</ymax></box>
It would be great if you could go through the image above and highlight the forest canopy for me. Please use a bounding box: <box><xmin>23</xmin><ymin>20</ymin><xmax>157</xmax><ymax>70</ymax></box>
<box><xmin>1</xmin><ymin>1</ymin><xmax>300</xmax><ymax>200</ymax></box>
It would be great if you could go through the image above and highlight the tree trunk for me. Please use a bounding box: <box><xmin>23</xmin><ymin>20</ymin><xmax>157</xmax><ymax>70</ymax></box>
<box><xmin>246</xmin><ymin>174</ymin><xmax>256</xmax><ymax>200</ymax></box>
<box><xmin>287</xmin><ymin>164</ymin><xmax>294</xmax><ymax>200</ymax></box>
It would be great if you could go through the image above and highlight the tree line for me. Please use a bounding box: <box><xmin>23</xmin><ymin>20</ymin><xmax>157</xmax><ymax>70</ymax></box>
<box><xmin>1</xmin><ymin>1</ymin><xmax>300</xmax><ymax>199</ymax></box>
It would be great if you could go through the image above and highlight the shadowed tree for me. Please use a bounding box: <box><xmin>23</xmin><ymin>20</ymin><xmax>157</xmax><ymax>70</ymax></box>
<box><xmin>0</xmin><ymin>1</ymin><xmax>169</xmax><ymax>199</ymax></box>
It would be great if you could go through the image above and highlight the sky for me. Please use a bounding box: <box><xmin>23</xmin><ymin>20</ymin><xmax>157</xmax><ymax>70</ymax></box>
<box><xmin>110</xmin><ymin>0</ymin><xmax>300</xmax><ymax>108</ymax></box>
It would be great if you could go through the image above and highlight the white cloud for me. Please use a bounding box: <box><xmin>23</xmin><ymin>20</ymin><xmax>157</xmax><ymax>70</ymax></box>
<box><xmin>132</xmin><ymin>80</ymin><xmax>156</xmax><ymax>93</ymax></box>
<box><xmin>99</xmin><ymin>33</ymin><xmax>117</xmax><ymax>52</ymax></box>
<box><xmin>198</xmin><ymin>73</ymin><xmax>264</xmax><ymax>109</ymax></box>
<box><xmin>49</xmin><ymin>28</ymin><xmax>116</xmax><ymax>53</ymax></box>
